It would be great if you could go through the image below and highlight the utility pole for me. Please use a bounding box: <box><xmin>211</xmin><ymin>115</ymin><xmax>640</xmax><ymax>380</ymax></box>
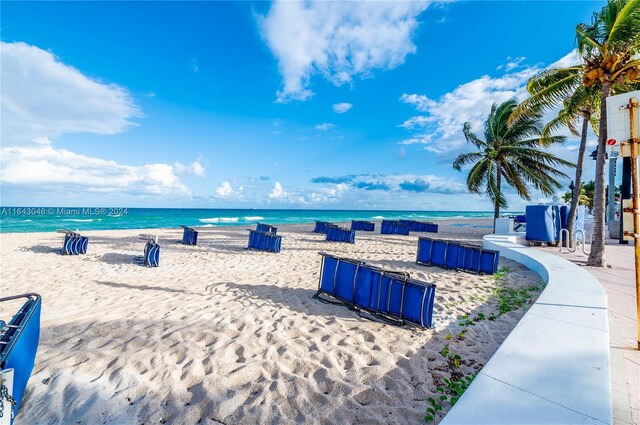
<box><xmin>622</xmin><ymin>97</ymin><xmax>639</xmax><ymax>350</ymax></box>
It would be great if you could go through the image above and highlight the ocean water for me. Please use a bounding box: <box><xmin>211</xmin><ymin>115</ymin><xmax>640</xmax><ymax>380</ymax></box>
<box><xmin>0</xmin><ymin>207</ymin><xmax>500</xmax><ymax>233</ymax></box>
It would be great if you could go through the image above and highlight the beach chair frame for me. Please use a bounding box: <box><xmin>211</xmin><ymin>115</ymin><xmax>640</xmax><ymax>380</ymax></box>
<box><xmin>314</xmin><ymin>253</ymin><xmax>436</xmax><ymax>328</ymax></box>
<box><xmin>0</xmin><ymin>293</ymin><xmax>42</xmax><ymax>419</ymax></box>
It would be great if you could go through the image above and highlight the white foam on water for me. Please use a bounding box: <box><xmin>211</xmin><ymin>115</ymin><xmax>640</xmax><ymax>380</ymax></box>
<box><xmin>371</xmin><ymin>216</ymin><xmax>384</xmax><ymax>219</ymax></box>
<box><xmin>199</xmin><ymin>218</ymin><xmax>220</xmax><ymax>223</ymax></box>
<box><xmin>219</xmin><ymin>217</ymin><xmax>239</xmax><ymax>223</ymax></box>
<box><xmin>201</xmin><ymin>224</ymin><xmax>216</xmax><ymax>227</ymax></box>
<box><xmin>64</xmin><ymin>219</ymin><xmax>93</xmax><ymax>222</ymax></box>
<box><xmin>244</xmin><ymin>216</ymin><xmax>264</xmax><ymax>221</ymax></box>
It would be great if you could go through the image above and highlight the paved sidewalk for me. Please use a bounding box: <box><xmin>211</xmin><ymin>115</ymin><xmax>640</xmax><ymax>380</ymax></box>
<box><xmin>544</xmin><ymin>239</ymin><xmax>639</xmax><ymax>425</ymax></box>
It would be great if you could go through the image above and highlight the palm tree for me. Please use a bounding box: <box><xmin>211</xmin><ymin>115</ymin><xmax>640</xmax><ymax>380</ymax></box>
<box><xmin>576</xmin><ymin>0</ymin><xmax>640</xmax><ymax>266</ymax></box>
<box><xmin>453</xmin><ymin>99</ymin><xmax>574</xmax><ymax>228</ymax></box>
<box><xmin>509</xmin><ymin>0</ymin><xmax>639</xmax><ymax>266</ymax></box>
<box><xmin>514</xmin><ymin>77</ymin><xmax>600</xmax><ymax>245</ymax></box>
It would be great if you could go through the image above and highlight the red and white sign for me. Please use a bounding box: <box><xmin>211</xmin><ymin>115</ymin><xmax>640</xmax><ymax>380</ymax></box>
<box><xmin>607</xmin><ymin>138</ymin><xmax>617</xmax><ymax>146</ymax></box>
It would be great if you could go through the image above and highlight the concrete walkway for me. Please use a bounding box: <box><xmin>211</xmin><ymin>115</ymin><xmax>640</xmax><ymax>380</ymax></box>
<box><xmin>545</xmin><ymin>239</ymin><xmax>639</xmax><ymax>425</ymax></box>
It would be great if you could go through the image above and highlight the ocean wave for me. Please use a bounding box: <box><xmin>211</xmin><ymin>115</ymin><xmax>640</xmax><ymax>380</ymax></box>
<box><xmin>201</xmin><ymin>224</ymin><xmax>215</xmax><ymax>227</ymax></box>
<box><xmin>199</xmin><ymin>218</ymin><xmax>219</xmax><ymax>223</ymax></box>
<box><xmin>371</xmin><ymin>216</ymin><xmax>384</xmax><ymax>219</ymax></box>
<box><xmin>63</xmin><ymin>219</ymin><xmax>93</xmax><ymax>222</ymax></box>
<box><xmin>244</xmin><ymin>216</ymin><xmax>264</xmax><ymax>221</ymax></box>
<box><xmin>21</xmin><ymin>219</ymin><xmax>32</xmax><ymax>222</ymax></box>
<box><xmin>199</xmin><ymin>217</ymin><xmax>239</xmax><ymax>224</ymax></box>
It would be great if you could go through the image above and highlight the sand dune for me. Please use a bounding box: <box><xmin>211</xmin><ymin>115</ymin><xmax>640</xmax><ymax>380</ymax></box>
<box><xmin>0</xmin><ymin>221</ymin><xmax>541</xmax><ymax>424</ymax></box>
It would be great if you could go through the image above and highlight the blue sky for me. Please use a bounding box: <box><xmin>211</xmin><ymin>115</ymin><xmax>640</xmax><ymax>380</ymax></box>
<box><xmin>1</xmin><ymin>0</ymin><xmax>611</xmax><ymax>210</ymax></box>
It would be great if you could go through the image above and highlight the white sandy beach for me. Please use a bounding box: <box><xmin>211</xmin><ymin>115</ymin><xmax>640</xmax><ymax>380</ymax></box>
<box><xmin>1</xmin><ymin>220</ymin><xmax>542</xmax><ymax>425</ymax></box>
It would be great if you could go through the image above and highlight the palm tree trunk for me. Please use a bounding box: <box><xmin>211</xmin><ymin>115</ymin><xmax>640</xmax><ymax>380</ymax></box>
<box><xmin>493</xmin><ymin>160</ymin><xmax>502</xmax><ymax>232</ymax></box>
<box><xmin>566</xmin><ymin>112</ymin><xmax>590</xmax><ymax>247</ymax></box>
<box><xmin>587</xmin><ymin>82</ymin><xmax>612</xmax><ymax>267</ymax></box>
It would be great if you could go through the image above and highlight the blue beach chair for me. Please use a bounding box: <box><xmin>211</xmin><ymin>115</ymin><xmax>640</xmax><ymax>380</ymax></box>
<box><xmin>380</xmin><ymin>220</ymin><xmax>410</xmax><ymax>235</ymax></box>
<box><xmin>180</xmin><ymin>225</ymin><xmax>198</xmax><ymax>246</ymax></box>
<box><xmin>326</xmin><ymin>226</ymin><xmax>355</xmax><ymax>244</ymax></box>
<box><xmin>314</xmin><ymin>253</ymin><xmax>436</xmax><ymax>328</ymax></box>
<box><xmin>57</xmin><ymin>230</ymin><xmax>88</xmax><ymax>255</ymax></box>
<box><xmin>350</xmin><ymin>220</ymin><xmax>375</xmax><ymax>231</ymax></box>
<box><xmin>248</xmin><ymin>230</ymin><xmax>282</xmax><ymax>253</ymax></box>
<box><xmin>416</xmin><ymin>237</ymin><xmax>499</xmax><ymax>275</ymax></box>
<box><xmin>313</xmin><ymin>221</ymin><xmax>335</xmax><ymax>234</ymax></box>
<box><xmin>0</xmin><ymin>293</ymin><xmax>42</xmax><ymax>423</ymax></box>
<box><xmin>256</xmin><ymin>223</ymin><xmax>277</xmax><ymax>234</ymax></box>
<box><xmin>135</xmin><ymin>234</ymin><xmax>160</xmax><ymax>267</ymax></box>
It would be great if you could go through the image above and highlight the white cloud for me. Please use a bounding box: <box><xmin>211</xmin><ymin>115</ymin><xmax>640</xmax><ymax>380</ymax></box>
<box><xmin>0</xmin><ymin>41</ymin><xmax>197</xmax><ymax>201</ymax></box>
<box><xmin>1</xmin><ymin>41</ymin><xmax>140</xmax><ymax>146</ymax></box>
<box><xmin>399</xmin><ymin>115</ymin><xmax>431</xmax><ymax>129</ymax></box>
<box><xmin>0</xmin><ymin>145</ymin><xmax>189</xmax><ymax>195</ymax></box>
<box><xmin>268</xmin><ymin>181</ymin><xmax>287</xmax><ymax>199</ymax></box>
<box><xmin>399</xmin><ymin>67</ymin><xmax>539</xmax><ymax>154</ymax></box>
<box><xmin>332</xmin><ymin>102</ymin><xmax>353</xmax><ymax>113</ymax></box>
<box><xmin>314</xmin><ymin>123</ymin><xmax>334</xmax><ymax>131</ymax></box>
<box><xmin>214</xmin><ymin>182</ymin><xmax>234</xmax><ymax>197</ymax></box>
<box><xmin>174</xmin><ymin>160</ymin><xmax>206</xmax><ymax>178</ymax></box>
<box><xmin>548</xmin><ymin>49</ymin><xmax>581</xmax><ymax>69</ymax></box>
<box><xmin>191</xmin><ymin>161</ymin><xmax>206</xmax><ymax>177</ymax></box>
<box><xmin>258</xmin><ymin>1</ymin><xmax>430</xmax><ymax>102</ymax></box>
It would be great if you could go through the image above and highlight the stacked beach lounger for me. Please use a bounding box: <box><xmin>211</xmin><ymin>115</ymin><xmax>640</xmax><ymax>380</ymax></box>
<box><xmin>399</xmin><ymin>220</ymin><xmax>439</xmax><ymax>233</ymax></box>
<box><xmin>326</xmin><ymin>225</ymin><xmax>355</xmax><ymax>244</ymax></box>
<box><xmin>313</xmin><ymin>221</ymin><xmax>334</xmax><ymax>233</ymax></box>
<box><xmin>248</xmin><ymin>224</ymin><xmax>281</xmax><ymax>253</ymax></box>
<box><xmin>380</xmin><ymin>220</ymin><xmax>410</xmax><ymax>235</ymax></box>
<box><xmin>136</xmin><ymin>234</ymin><xmax>160</xmax><ymax>267</ymax></box>
<box><xmin>314</xmin><ymin>253</ymin><xmax>436</xmax><ymax>328</ymax></box>
<box><xmin>416</xmin><ymin>237</ymin><xmax>500</xmax><ymax>275</ymax></box>
<box><xmin>180</xmin><ymin>225</ymin><xmax>198</xmax><ymax>245</ymax></box>
<box><xmin>57</xmin><ymin>230</ymin><xmax>89</xmax><ymax>255</ymax></box>
<box><xmin>350</xmin><ymin>220</ymin><xmax>375</xmax><ymax>231</ymax></box>
<box><xmin>0</xmin><ymin>293</ymin><xmax>42</xmax><ymax>422</ymax></box>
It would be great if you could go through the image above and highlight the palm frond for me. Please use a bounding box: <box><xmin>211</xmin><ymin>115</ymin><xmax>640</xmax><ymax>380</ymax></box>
<box><xmin>607</xmin><ymin>0</ymin><xmax>640</xmax><ymax>48</ymax></box>
<box><xmin>453</xmin><ymin>152</ymin><xmax>484</xmax><ymax>171</ymax></box>
<box><xmin>462</xmin><ymin>122</ymin><xmax>486</xmax><ymax>149</ymax></box>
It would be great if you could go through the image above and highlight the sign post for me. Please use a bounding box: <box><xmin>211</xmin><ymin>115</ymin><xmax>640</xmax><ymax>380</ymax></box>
<box><xmin>628</xmin><ymin>97</ymin><xmax>640</xmax><ymax>350</ymax></box>
<box><xmin>607</xmin><ymin>90</ymin><xmax>640</xmax><ymax>350</ymax></box>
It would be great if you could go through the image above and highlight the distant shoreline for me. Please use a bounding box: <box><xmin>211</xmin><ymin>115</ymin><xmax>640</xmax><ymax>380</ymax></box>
<box><xmin>0</xmin><ymin>208</ymin><xmax>505</xmax><ymax>234</ymax></box>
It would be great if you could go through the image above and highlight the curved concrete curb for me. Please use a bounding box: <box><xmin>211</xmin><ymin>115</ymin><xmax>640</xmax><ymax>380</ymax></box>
<box><xmin>441</xmin><ymin>234</ymin><xmax>612</xmax><ymax>424</ymax></box>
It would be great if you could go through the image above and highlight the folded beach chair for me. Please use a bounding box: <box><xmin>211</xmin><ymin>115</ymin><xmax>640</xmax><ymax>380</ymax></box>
<box><xmin>180</xmin><ymin>225</ymin><xmax>198</xmax><ymax>246</ymax></box>
<box><xmin>350</xmin><ymin>220</ymin><xmax>375</xmax><ymax>231</ymax></box>
<box><xmin>416</xmin><ymin>237</ymin><xmax>500</xmax><ymax>275</ymax></box>
<box><xmin>135</xmin><ymin>235</ymin><xmax>160</xmax><ymax>267</ymax></box>
<box><xmin>57</xmin><ymin>230</ymin><xmax>88</xmax><ymax>255</ymax></box>
<box><xmin>326</xmin><ymin>226</ymin><xmax>355</xmax><ymax>244</ymax></box>
<box><xmin>380</xmin><ymin>220</ymin><xmax>410</xmax><ymax>235</ymax></box>
<box><xmin>313</xmin><ymin>221</ymin><xmax>335</xmax><ymax>234</ymax></box>
<box><xmin>248</xmin><ymin>230</ymin><xmax>282</xmax><ymax>253</ymax></box>
<box><xmin>256</xmin><ymin>223</ymin><xmax>277</xmax><ymax>234</ymax></box>
<box><xmin>0</xmin><ymin>293</ymin><xmax>42</xmax><ymax>423</ymax></box>
<box><xmin>314</xmin><ymin>253</ymin><xmax>436</xmax><ymax>328</ymax></box>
